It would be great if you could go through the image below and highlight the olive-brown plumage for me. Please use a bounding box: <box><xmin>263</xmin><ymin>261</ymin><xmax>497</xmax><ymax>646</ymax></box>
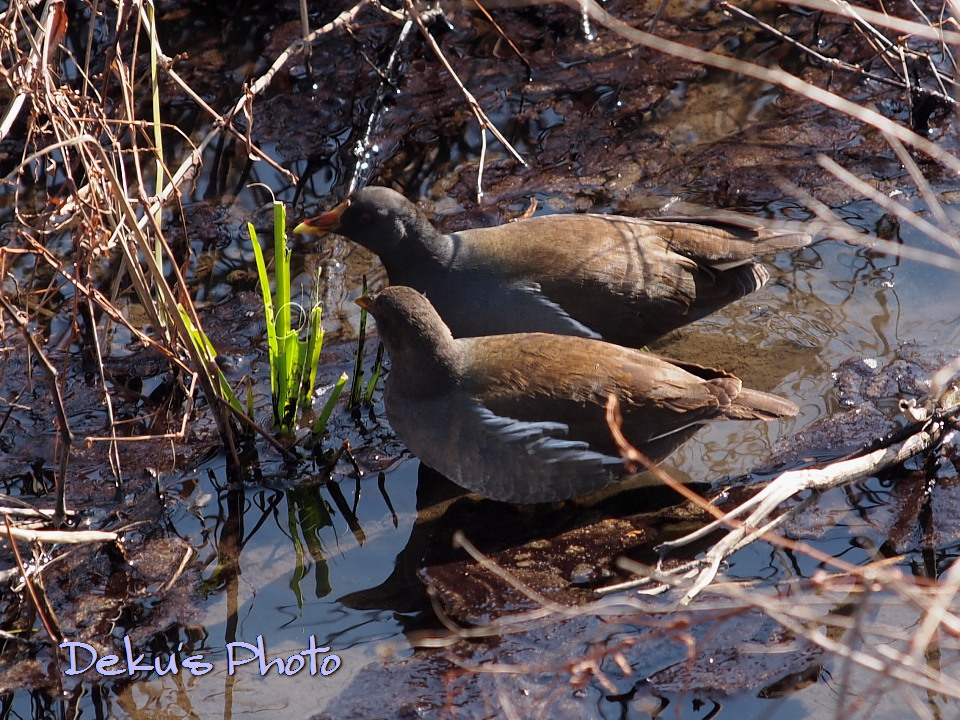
<box><xmin>356</xmin><ymin>286</ymin><xmax>798</xmax><ymax>503</ymax></box>
<box><xmin>298</xmin><ymin>186</ymin><xmax>810</xmax><ymax>347</ymax></box>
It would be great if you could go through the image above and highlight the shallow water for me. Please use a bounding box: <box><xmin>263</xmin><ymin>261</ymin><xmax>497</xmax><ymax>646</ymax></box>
<box><xmin>3</xmin><ymin>0</ymin><xmax>960</xmax><ymax>717</ymax></box>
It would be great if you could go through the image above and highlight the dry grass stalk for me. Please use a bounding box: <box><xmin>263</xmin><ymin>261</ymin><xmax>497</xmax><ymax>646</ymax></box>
<box><xmin>400</xmin><ymin>0</ymin><xmax>527</xmax><ymax>200</ymax></box>
<box><xmin>0</xmin><ymin>1</ymin><xmax>369</xmax><ymax>507</ymax></box>
<box><xmin>1</xmin><ymin>0</ymin><xmax>959</xmax><ymax>711</ymax></box>
<box><xmin>413</xmin><ymin>533</ymin><xmax>960</xmax><ymax>717</ymax></box>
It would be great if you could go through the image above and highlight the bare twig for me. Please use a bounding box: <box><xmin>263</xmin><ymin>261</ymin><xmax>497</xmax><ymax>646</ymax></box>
<box><xmin>817</xmin><ymin>154</ymin><xmax>960</xmax><ymax>258</ymax></box>
<box><xmin>4</xmin><ymin>516</ymin><xmax>64</xmax><ymax>644</ymax></box>
<box><xmin>2</xmin><ymin>526</ymin><xmax>119</xmax><ymax>543</ymax></box>
<box><xmin>605</xmin><ymin>394</ymin><xmax>727</xmax><ymax>518</ymax></box>
<box><xmin>792</xmin><ymin>0</ymin><xmax>960</xmax><ymax>46</ymax></box>
<box><xmin>468</xmin><ymin>0</ymin><xmax>531</xmax><ymax>70</ymax></box>
<box><xmin>778</xmin><ymin>180</ymin><xmax>960</xmax><ymax>272</ymax></box>
<box><xmin>882</xmin><ymin>131</ymin><xmax>955</xmax><ymax>241</ymax></box>
<box><xmin>481</xmin><ymin>0</ymin><xmax>960</xmax><ymax>174</ymax></box>
<box><xmin>716</xmin><ymin>0</ymin><xmax>955</xmax><ymax>107</ymax></box>
<box><xmin>402</xmin><ymin>0</ymin><xmax>527</xmax><ymax>200</ymax></box>
<box><xmin>657</xmin><ymin>423</ymin><xmax>939</xmax><ymax>603</ymax></box>
<box><xmin>0</xmin><ymin>293</ymin><xmax>73</xmax><ymax>523</ymax></box>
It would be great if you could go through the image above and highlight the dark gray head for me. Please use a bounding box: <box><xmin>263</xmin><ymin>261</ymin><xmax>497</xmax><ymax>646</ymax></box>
<box><xmin>355</xmin><ymin>286</ymin><xmax>462</xmax><ymax>393</ymax></box>
<box><xmin>294</xmin><ymin>186</ymin><xmax>442</xmax><ymax>259</ymax></box>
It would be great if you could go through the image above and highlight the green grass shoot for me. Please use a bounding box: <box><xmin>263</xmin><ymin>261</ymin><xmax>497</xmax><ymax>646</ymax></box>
<box><xmin>313</xmin><ymin>372</ymin><xmax>348</xmax><ymax>439</ymax></box>
<box><xmin>362</xmin><ymin>344</ymin><xmax>384</xmax><ymax>404</ymax></box>
<box><xmin>348</xmin><ymin>279</ymin><xmax>369</xmax><ymax>408</ymax></box>
<box><xmin>347</xmin><ymin>278</ymin><xmax>385</xmax><ymax>407</ymax></box>
<box><xmin>250</xmin><ymin>201</ymin><xmax>334</xmax><ymax>437</ymax></box>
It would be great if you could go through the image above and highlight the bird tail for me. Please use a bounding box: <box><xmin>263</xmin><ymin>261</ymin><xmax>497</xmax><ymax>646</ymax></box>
<box><xmin>691</xmin><ymin>263</ymin><xmax>770</xmax><ymax>306</ymax></box>
<box><xmin>662</xmin><ymin>222</ymin><xmax>812</xmax><ymax>266</ymax></box>
<box><xmin>730</xmin><ymin>263</ymin><xmax>770</xmax><ymax>295</ymax></box>
<box><xmin>708</xmin><ymin>229</ymin><xmax>812</xmax><ymax>268</ymax></box>
<box><xmin>679</xmin><ymin>363</ymin><xmax>799</xmax><ymax>421</ymax></box>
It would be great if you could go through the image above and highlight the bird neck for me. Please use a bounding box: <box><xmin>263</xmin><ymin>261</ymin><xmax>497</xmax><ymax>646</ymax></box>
<box><xmin>385</xmin><ymin>217</ymin><xmax>455</xmax><ymax>273</ymax></box>
<box><xmin>386</xmin><ymin>323</ymin><xmax>463</xmax><ymax>397</ymax></box>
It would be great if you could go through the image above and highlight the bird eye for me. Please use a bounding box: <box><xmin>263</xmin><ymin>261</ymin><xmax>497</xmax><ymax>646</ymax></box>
<box><xmin>359</xmin><ymin>212</ymin><xmax>373</xmax><ymax>224</ymax></box>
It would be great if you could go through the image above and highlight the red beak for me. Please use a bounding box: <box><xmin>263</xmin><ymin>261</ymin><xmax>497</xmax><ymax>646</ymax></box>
<box><xmin>293</xmin><ymin>198</ymin><xmax>350</xmax><ymax>235</ymax></box>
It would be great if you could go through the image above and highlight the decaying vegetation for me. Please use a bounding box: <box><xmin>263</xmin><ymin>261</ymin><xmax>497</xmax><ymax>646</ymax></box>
<box><xmin>2</xmin><ymin>0</ymin><xmax>960</xmax><ymax>717</ymax></box>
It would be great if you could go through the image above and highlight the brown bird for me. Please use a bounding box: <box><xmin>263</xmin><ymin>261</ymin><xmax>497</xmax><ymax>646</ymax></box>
<box><xmin>355</xmin><ymin>286</ymin><xmax>798</xmax><ymax>504</ymax></box>
<box><xmin>297</xmin><ymin>186</ymin><xmax>810</xmax><ymax>347</ymax></box>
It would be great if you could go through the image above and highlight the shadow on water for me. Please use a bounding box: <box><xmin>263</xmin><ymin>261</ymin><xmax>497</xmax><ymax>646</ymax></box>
<box><xmin>2</xmin><ymin>0</ymin><xmax>960</xmax><ymax>717</ymax></box>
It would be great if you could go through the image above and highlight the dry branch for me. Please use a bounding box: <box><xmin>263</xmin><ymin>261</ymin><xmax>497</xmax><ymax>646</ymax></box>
<box><xmin>476</xmin><ymin>0</ymin><xmax>960</xmax><ymax>174</ymax></box>
<box><xmin>657</xmin><ymin>423</ymin><xmax>939</xmax><ymax>603</ymax></box>
<box><xmin>400</xmin><ymin>0</ymin><xmax>527</xmax><ymax>199</ymax></box>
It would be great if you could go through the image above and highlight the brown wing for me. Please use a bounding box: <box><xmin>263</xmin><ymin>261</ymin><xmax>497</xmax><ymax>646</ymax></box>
<box><xmin>460</xmin><ymin>333</ymin><xmax>741</xmax><ymax>459</ymax></box>
<box><xmin>456</xmin><ymin>214</ymin><xmax>809</xmax><ymax>345</ymax></box>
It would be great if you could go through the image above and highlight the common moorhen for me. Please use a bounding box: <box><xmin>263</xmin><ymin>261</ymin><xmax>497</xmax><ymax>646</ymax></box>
<box><xmin>355</xmin><ymin>286</ymin><xmax>799</xmax><ymax>504</ymax></box>
<box><xmin>297</xmin><ymin>186</ymin><xmax>810</xmax><ymax>347</ymax></box>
